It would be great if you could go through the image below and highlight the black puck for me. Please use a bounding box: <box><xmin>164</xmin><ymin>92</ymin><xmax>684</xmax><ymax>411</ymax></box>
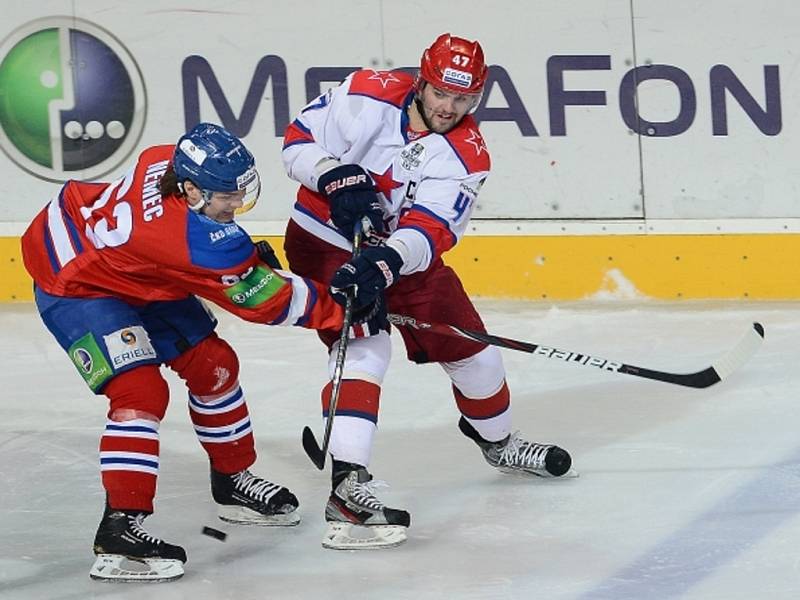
<box><xmin>201</xmin><ymin>525</ymin><xmax>227</xmax><ymax>542</ymax></box>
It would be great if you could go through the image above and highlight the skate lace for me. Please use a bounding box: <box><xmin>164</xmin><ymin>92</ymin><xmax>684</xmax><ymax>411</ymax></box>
<box><xmin>499</xmin><ymin>432</ymin><xmax>550</xmax><ymax>469</ymax></box>
<box><xmin>128</xmin><ymin>514</ymin><xmax>162</xmax><ymax>546</ymax></box>
<box><xmin>233</xmin><ymin>469</ymin><xmax>279</xmax><ymax>501</ymax></box>
<box><xmin>348</xmin><ymin>477</ymin><xmax>389</xmax><ymax>511</ymax></box>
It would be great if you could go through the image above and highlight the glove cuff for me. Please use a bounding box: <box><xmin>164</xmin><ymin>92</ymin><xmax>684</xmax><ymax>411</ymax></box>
<box><xmin>365</xmin><ymin>245</ymin><xmax>404</xmax><ymax>288</ymax></box>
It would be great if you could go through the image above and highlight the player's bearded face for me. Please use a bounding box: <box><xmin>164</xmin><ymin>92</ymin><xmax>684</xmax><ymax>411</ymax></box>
<box><xmin>417</xmin><ymin>83</ymin><xmax>480</xmax><ymax>133</ymax></box>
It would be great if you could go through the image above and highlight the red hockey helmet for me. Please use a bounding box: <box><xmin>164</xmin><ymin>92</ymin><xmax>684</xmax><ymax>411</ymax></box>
<box><xmin>418</xmin><ymin>33</ymin><xmax>487</xmax><ymax>95</ymax></box>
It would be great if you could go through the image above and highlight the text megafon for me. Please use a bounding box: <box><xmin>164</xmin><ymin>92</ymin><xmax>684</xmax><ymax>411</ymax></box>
<box><xmin>181</xmin><ymin>55</ymin><xmax>781</xmax><ymax>139</ymax></box>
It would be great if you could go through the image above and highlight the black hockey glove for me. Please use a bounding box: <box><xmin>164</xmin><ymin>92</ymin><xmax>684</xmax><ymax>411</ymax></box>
<box><xmin>330</xmin><ymin>245</ymin><xmax>403</xmax><ymax>309</ymax></box>
<box><xmin>255</xmin><ymin>240</ymin><xmax>282</xmax><ymax>269</ymax></box>
<box><xmin>317</xmin><ymin>164</ymin><xmax>384</xmax><ymax>240</ymax></box>
<box><xmin>347</xmin><ymin>295</ymin><xmax>389</xmax><ymax>338</ymax></box>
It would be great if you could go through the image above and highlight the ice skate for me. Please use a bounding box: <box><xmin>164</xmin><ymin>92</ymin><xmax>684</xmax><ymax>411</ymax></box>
<box><xmin>459</xmin><ymin>417</ymin><xmax>576</xmax><ymax>478</ymax></box>
<box><xmin>90</xmin><ymin>505</ymin><xmax>186</xmax><ymax>583</ymax></box>
<box><xmin>323</xmin><ymin>464</ymin><xmax>410</xmax><ymax>550</ymax></box>
<box><xmin>211</xmin><ymin>467</ymin><xmax>300</xmax><ymax>526</ymax></box>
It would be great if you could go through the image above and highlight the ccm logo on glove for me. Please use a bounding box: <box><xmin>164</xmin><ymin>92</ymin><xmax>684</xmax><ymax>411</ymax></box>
<box><xmin>324</xmin><ymin>174</ymin><xmax>368</xmax><ymax>195</ymax></box>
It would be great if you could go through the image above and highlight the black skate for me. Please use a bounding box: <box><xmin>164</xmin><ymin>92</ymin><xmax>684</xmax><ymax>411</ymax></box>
<box><xmin>323</xmin><ymin>464</ymin><xmax>410</xmax><ymax>550</ymax></box>
<box><xmin>90</xmin><ymin>504</ymin><xmax>186</xmax><ymax>583</ymax></box>
<box><xmin>211</xmin><ymin>467</ymin><xmax>300</xmax><ymax>526</ymax></box>
<box><xmin>459</xmin><ymin>417</ymin><xmax>575</xmax><ymax>478</ymax></box>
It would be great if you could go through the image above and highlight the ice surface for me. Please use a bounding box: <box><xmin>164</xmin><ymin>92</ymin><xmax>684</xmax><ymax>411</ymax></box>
<box><xmin>2</xmin><ymin>300</ymin><xmax>799</xmax><ymax>599</ymax></box>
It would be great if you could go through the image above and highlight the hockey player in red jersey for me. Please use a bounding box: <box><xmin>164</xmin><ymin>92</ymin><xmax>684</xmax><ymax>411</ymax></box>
<box><xmin>21</xmin><ymin>123</ymin><xmax>383</xmax><ymax>581</ymax></box>
<box><xmin>282</xmin><ymin>34</ymin><xmax>574</xmax><ymax>550</ymax></box>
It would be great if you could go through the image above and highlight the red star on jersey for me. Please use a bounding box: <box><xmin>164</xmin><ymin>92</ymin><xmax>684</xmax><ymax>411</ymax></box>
<box><xmin>367</xmin><ymin>70</ymin><xmax>401</xmax><ymax>89</ymax></box>
<box><xmin>464</xmin><ymin>128</ymin><xmax>488</xmax><ymax>156</ymax></box>
<box><xmin>369</xmin><ymin>166</ymin><xmax>403</xmax><ymax>200</ymax></box>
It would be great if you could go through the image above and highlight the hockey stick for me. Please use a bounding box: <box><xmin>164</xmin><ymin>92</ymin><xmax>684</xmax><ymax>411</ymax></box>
<box><xmin>302</xmin><ymin>220</ymin><xmax>364</xmax><ymax>470</ymax></box>
<box><xmin>387</xmin><ymin>314</ymin><xmax>764</xmax><ymax>389</ymax></box>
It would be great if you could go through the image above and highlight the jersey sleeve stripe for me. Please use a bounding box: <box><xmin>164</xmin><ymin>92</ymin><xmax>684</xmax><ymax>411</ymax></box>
<box><xmin>406</xmin><ymin>205</ymin><xmax>458</xmax><ymax>245</ymax></box>
<box><xmin>268</xmin><ymin>302</ymin><xmax>291</xmax><ymax>326</ymax></box>
<box><xmin>294</xmin><ymin>276</ymin><xmax>319</xmax><ymax>326</ymax></box>
<box><xmin>268</xmin><ymin>271</ymin><xmax>310</xmax><ymax>326</ymax></box>
<box><xmin>41</xmin><ymin>210</ymin><xmax>62</xmax><ymax>274</ymax></box>
<box><xmin>46</xmin><ymin>192</ymin><xmax>77</xmax><ymax>267</ymax></box>
<box><xmin>61</xmin><ymin>192</ymin><xmax>84</xmax><ymax>255</ymax></box>
<box><xmin>396</xmin><ymin>224</ymin><xmax>436</xmax><ymax>260</ymax></box>
<box><xmin>283</xmin><ymin>119</ymin><xmax>316</xmax><ymax>149</ymax></box>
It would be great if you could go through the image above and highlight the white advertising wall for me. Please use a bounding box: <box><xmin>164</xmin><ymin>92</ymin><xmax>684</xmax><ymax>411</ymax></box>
<box><xmin>0</xmin><ymin>0</ymin><xmax>798</xmax><ymax>230</ymax></box>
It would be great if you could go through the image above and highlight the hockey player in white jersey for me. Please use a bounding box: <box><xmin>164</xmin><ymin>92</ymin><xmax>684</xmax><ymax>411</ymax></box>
<box><xmin>282</xmin><ymin>33</ymin><xmax>573</xmax><ymax>550</ymax></box>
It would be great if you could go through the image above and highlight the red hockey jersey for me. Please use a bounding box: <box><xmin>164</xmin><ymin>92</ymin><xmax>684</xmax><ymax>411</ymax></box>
<box><xmin>21</xmin><ymin>145</ymin><xmax>343</xmax><ymax>330</ymax></box>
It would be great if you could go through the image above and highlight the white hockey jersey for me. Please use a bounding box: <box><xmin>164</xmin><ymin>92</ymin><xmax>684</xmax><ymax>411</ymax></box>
<box><xmin>282</xmin><ymin>69</ymin><xmax>491</xmax><ymax>275</ymax></box>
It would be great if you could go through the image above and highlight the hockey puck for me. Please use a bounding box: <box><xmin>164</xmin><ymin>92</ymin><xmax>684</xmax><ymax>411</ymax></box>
<box><xmin>201</xmin><ymin>526</ymin><xmax>227</xmax><ymax>542</ymax></box>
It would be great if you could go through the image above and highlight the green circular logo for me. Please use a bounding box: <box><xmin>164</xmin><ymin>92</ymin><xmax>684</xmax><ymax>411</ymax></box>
<box><xmin>0</xmin><ymin>17</ymin><xmax>146</xmax><ymax>182</ymax></box>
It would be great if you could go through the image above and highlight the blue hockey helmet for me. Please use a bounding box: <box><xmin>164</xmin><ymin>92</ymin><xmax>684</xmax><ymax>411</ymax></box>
<box><xmin>173</xmin><ymin>123</ymin><xmax>261</xmax><ymax>214</ymax></box>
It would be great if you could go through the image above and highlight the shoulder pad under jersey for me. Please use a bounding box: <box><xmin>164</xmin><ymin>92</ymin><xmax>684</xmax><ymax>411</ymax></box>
<box><xmin>186</xmin><ymin>213</ymin><xmax>252</xmax><ymax>270</ymax></box>
<box><xmin>443</xmin><ymin>115</ymin><xmax>491</xmax><ymax>174</ymax></box>
<box><xmin>347</xmin><ymin>69</ymin><xmax>415</xmax><ymax>108</ymax></box>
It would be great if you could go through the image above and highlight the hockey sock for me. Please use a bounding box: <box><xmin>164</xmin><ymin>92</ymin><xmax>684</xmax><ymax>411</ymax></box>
<box><xmin>169</xmin><ymin>335</ymin><xmax>256</xmax><ymax>474</ymax></box>
<box><xmin>453</xmin><ymin>380</ymin><xmax>511</xmax><ymax>443</ymax></box>
<box><xmin>101</xmin><ymin>366</ymin><xmax>168</xmax><ymax>512</ymax></box>
<box><xmin>322</xmin><ymin>379</ymin><xmax>380</xmax><ymax>466</ymax></box>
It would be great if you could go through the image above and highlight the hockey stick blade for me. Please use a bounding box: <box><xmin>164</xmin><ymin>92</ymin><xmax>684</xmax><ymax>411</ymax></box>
<box><xmin>302</xmin><ymin>425</ymin><xmax>325</xmax><ymax>470</ymax></box>
<box><xmin>387</xmin><ymin>315</ymin><xmax>764</xmax><ymax>389</ymax></box>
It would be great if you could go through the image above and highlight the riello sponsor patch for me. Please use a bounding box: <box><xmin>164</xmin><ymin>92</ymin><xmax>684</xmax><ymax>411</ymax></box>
<box><xmin>103</xmin><ymin>325</ymin><xmax>156</xmax><ymax>369</ymax></box>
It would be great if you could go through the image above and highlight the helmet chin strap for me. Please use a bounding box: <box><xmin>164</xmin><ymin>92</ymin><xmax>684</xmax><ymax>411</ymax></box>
<box><xmin>180</xmin><ymin>180</ymin><xmax>211</xmax><ymax>214</ymax></box>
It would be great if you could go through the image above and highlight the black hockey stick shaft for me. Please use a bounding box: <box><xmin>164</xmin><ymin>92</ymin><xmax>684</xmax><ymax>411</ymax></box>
<box><xmin>302</xmin><ymin>221</ymin><xmax>365</xmax><ymax>469</ymax></box>
<box><xmin>387</xmin><ymin>314</ymin><xmax>764</xmax><ymax>389</ymax></box>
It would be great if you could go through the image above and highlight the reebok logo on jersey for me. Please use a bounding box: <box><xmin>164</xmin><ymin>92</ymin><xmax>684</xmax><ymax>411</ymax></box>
<box><xmin>324</xmin><ymin>174</ymin><xmax>367</xmax><ymax>195</ymax></box>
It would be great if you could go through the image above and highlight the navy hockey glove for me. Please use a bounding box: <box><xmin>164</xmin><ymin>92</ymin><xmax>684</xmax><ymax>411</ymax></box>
<box><xmin>330</xmin><ymin>245</ymin><xmax>403</xmax><ymax>309</ymax></box>
<box><xmin>255</xmin><ymin>240</ymin><xmax>282</xmax><ymax>269</ymax></box>
<box><xmin>317</xmin><ymin>164</ymin><xmax>384</xmax><ymax>240</ymax></box>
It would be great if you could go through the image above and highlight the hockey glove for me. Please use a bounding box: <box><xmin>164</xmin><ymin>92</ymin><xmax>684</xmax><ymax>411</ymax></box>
<box><xmin>348</xmin><ymin>295</ymin><xmax>389</xmax><ymax>339</ymax></box>
<box><xmin>255</xmin><ymin>240</ymin><xmax>282</xmax><ymax>269</ymax></box>
<box><xmin>317</xmin><ymin>164</ymin><xmax>384</xmax><ymax>240</ymax></box>
<box><xmin>330</xmin><ymin>245</ymin><xmax>403</xmax><ymax>309</ymax></box>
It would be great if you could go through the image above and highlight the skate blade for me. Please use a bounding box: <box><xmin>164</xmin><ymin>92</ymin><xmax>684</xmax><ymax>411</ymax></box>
<box><xmin>89</xmin><ymin>554</ymin><xmax>184</xmax><ymax>583</ymax></box>
<box><xmin>218</xmin><ymin>504</ymin><xmax>301</xmax><ymax>526</ymax></box>
<box><xmin>322</xmin><ymin>522</ymin><xmax>407</xmax><ymax>550</ymax></box>
<box><xmin>497</xmin><ymin>466</ymin><xmax>580</xmax><ymax>478</ymax></box>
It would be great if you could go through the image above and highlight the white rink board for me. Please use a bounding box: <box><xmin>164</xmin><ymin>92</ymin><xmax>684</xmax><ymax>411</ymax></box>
<box><xmin>0</xmin><ymin>1</ymin><xmax>797</xmax><ymax>228</ymax></box>
<box><xmin>632</xmin><ymin>1</ymin><xmax>800</xmax><ymax>219</ymax></box>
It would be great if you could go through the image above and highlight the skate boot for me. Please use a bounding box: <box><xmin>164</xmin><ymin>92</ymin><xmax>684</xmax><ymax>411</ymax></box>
<box><xmin>459</xmin><ymin>417</ymin><xmax>574</xmax><ymax>478</ymax></box>
<box><xmin>323</xmin><ymin>461</ymin><xmax>410</xmax><ymax>550</ymax></box>
<box><xmin>211</xmin><ymin>467</ymin><xmax>300</xmax><ymax>526</ymax></box>
<box><xmin>90</xmin><ymin>504</ymin><xmax>186</xmax><ymax>583</ymax></box>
